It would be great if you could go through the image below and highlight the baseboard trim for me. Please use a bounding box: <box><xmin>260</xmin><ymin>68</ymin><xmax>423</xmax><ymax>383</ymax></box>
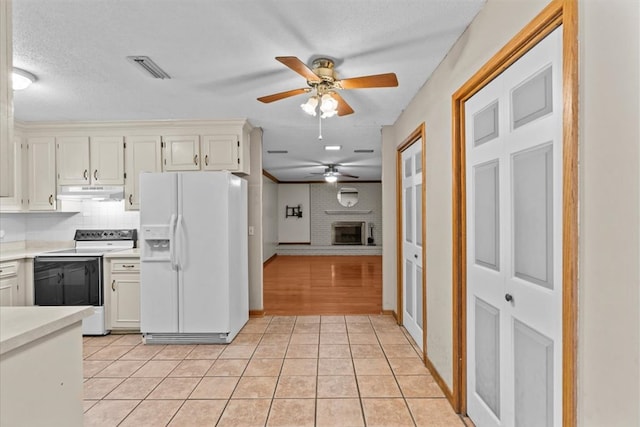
<box><xmin>249</xmin><ymin>310</ymin><xmax>265</xmax><ymax>318</ymax></box>
<box><xmin>263</xmin><ymin>254</ymin><xmax>277</xmax><ymax>267</ymax></box>
<box><xmin>381</xmin><ymin>310</ymin><xmax>398</xmax><ymax>321</ymax></box>
<box><xmin>425</xmin><ymin>355</ymin><xmax>455</xmax><ymax>406</ymax></box>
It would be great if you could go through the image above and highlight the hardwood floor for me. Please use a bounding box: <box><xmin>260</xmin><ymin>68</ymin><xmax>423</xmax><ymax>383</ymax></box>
<box><xmin>263</xmin><ymin>255</ymin><xmax>382</xmax><ymax>315</ymax></box>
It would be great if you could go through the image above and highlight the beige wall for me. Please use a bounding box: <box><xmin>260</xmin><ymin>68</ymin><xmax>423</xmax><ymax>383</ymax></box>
<box><xmin>382</xmin><ymin>0</ymin><xmax>549</xmax><ymax>388</ymax></box>
<box><xmin>578</xmin><ymin>0</ymin><xmax>639</xmax><ymax>425</ymax></box>
<box><xmin>247</xmin><ymin>127</ymin><xmax>264</xmax><ymax>311</ymax></box>
<box><xmin>382</xmin><ymin>0</ymin><xmax>640</xmax><ymax>423</ymax></box>
<box><xmin>262</xmin><ymin>174</ymin><xmax>278</xmax><ymax>262</ymax></box>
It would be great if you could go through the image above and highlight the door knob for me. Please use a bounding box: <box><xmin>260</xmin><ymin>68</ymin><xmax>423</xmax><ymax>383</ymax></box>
<box><xmin>414</xmin><ymin>254</ymin><xmax>418</xmax><ymax>259</ymax></box>
<box><xmin>505</xmin><ymin>293</ymin><xmax>513</xmax><ymax>302</ymax></box>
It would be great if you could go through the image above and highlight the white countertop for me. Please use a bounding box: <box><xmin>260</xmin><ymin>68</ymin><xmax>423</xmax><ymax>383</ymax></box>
<box><xmin>0</xmin><ymin>306</ymin><xmax>94</xmax><ymax>355</ymax></box>
<box><xmin>0</xmin><ymin>241</ymin><xmax>75</xmax><ymax>262</ymax></box>
<box><xmin>104</xmin><ymin>248</ymin><xmax>140</xmax><ymax>259</ymax></box>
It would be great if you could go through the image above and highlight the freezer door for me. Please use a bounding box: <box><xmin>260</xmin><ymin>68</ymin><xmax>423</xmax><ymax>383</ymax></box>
<box><xmin>177</xmin><ymin>172</ymin><xmax>231</xmax><ymax>333</ymax></box>
<box><xmin>140</xmin><ymin>172</ymin><xmax>179</xmax><ymax>333</ymax></box>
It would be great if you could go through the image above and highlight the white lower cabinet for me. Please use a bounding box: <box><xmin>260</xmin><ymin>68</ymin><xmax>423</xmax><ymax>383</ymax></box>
<box><xmin>106</xmin><ymin>258</ymin><xmax>140</xmax><ymax>330</ymax></box>
<box><xmin>0</xmin><ymin>260</ymin><xmax>24</xmax><ymax>306</ymax></box>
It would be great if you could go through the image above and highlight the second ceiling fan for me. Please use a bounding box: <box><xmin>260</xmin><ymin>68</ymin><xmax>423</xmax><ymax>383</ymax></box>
<box><xmin>257</xmin><ymin>56</ymin><xmax>398</xmax><ymax>117</ymax></box>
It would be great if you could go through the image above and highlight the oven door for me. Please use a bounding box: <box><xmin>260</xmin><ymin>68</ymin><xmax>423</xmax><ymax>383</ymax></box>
<box><xmin>34</xmin><ymin>256</ymin><xmax>103</xmax><ymax>306</ymax></box>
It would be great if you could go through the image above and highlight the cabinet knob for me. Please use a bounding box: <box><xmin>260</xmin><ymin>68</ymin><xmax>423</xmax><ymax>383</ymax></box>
<box><xmin>505</xmin><ymin>293</ymin><xmax>513</xmax><ymax>302</ymax></box>
<box><xmin>194</xmin><ymin>154</ymin><xmax>199</xmax><ymax>166</ymax></box>
<box><xmin>94</xmin><ymin>170</ymin><xmax>99</xmax><ymax>180</ymax></box>
<box><xmin>83</xmin><ymin>169</ymin><xmax>88</xmax><ymax>180</ymax></box>
<box><xmin>205</xmin><ymin>155</ymin><xmax>209</xmax><ymax>166</ymax></box>
<box><xmin>112</xmin><ymin>280</ymin><xmax>116</xmax><ymax>291</ymax></box>
<box><xmin>48</xmin><ymin>194</ymin><xmax>54</xmax><ymax>205</ymax></box>
<box><xmin>128</xmin><ymin>194</ymin><xmax>133</xmax><ymax>205</ymax></box>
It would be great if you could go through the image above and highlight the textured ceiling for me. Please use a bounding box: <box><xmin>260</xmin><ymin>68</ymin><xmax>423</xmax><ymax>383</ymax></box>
<box><xmin>12</xmin><ymin>0</ymin><xmax>485</xmax><ymax>182</ymax></box>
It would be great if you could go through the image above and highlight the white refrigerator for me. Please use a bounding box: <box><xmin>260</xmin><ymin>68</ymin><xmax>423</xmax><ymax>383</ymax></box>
<box><xmin>139</xmin><ymin>171</ymin><xmax>248</xmax><ymax>344</ymax></box>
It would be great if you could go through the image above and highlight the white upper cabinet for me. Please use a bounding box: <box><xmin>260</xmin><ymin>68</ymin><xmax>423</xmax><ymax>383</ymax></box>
<box><xmin>0</xmin><ymin>135</ymin><xmax>24</xmax><ymax>212</ymax></box>
<box><xmin>56</xmin><ymin>136</ymin><xmax>124</xmax><ymax>185</ymax></box>
<box><xmin>56</xmin><ymin>136</ymin><xmax>90</xmax><ymax>184</ymax></box>
<box><xmin>90</xmin><ymin>136</ymin><xmax>124</xmax><ymax>185</ymax></box>
<box><xmin>124</xmin><ymin>136</ymin><xmax>162</xmax><ymax>210</ymax></box>
<box><xmin>162</xmin><ymin>135</ymin><xmax>200</xmax><ymax>171</ymax></box>
<box><xmin>26</xmin><ymin>137</ymin><xmax>56</xmax><ymax>211</ymax></box>
<box><xmin>201</xmin><ymin>134</ymin><xmax>239</xmax><ymax>171</ymax></box>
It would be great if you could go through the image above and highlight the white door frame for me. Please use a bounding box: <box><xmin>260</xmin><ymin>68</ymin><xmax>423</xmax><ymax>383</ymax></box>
<box><xmin>396</xmin><ymin>123</ymin><xmax>427</xmax><ymax>359</ymax></box>
<box><xmin>451</xmin><ymin>0</ymin><xmax>579</xmax><ymax>425</ymax></box>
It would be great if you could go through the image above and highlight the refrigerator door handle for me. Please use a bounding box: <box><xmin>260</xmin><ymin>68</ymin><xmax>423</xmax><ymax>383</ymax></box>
<box><xmin>169</xmin><ymin>214</ymin><xmax>177</xmax><ymax>270</ymax></box>
<box><xmin>175</xmin><ymin>214</ymin><xmax>184</xmax><ymax>269</ymax></box>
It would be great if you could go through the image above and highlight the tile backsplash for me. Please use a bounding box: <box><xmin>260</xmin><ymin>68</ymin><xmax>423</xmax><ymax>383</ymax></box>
<box><xmin>0</xmin><ymin>200</ymin><xmax>140</xmax><ymax>243</ymax></box>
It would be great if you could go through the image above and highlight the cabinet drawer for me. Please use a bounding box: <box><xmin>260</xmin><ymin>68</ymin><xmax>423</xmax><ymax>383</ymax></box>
<box><xmin>111</xmin><ymin>260</ymin><xmax>140</xmax><ymax>273</ymax></box>
<box><xmin>0</xmin><ymin>261</ymin><xmax>18</xmax><ymax>278</ymax></box>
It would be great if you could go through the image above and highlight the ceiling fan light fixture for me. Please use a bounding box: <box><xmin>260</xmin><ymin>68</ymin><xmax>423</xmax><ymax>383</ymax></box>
<box><xmin>324</xmin><ymin>174</ymin><xmax>338</xmax><ymax>183</ymax></box>
<box><xmin>320</xmin><ymin>93</ymin><xmax>338</xmax><ymax>118</ymax></box>
<box><xmin>301</xmin><ymin>96</ymin><xmax>318</xmax><ymax>116</ymax></box>
<box><xmin>324</xmin><ymin>145</ymin><xmax>341</xmax><ymax>151</ymax></box>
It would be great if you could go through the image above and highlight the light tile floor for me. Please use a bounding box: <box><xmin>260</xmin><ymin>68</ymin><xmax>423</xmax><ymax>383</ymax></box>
<box><xmin>83</xmin><ymin>315</ymin><xmax>467</xmax><ymax>426</ymax></box>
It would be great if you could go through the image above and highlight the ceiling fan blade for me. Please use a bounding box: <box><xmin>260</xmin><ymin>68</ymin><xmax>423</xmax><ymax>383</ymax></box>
<box><xmin>257</xmin><ymin>88</ymin><xmax>310</xmax><ymax>103</ymax></box>
<box><xmin>338</xmin><ymin>73</ymin><xmax>399</xmax><ymax>89</ymax></box>
<box><xmin>331</xmin><ymin>92</ymin><xmax>355</xmax><ymax>116</ymax></box>
<box><xmin>276</xmin><ymin>56</ymin><xmax>321</xmax><ymax>82</ymax></box>
<box><xmin>338</xmin><ymin>172</ymin><xmax>359</xmax><ymax>179</ymax></box>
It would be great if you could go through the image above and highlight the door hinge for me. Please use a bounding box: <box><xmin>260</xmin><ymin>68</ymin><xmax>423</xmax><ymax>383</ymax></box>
<box><xmin>237</xmin><ymin>158</ymin><xmax>240</xmax><ymax>164</ymax></box>
<box><xmin>161</xmin><ymin>141</ymin><xmax>165</xmax><ymax>148</ymax></box>
<box><xmin>124</xmin><ymin>172</ymin><xmax>127</xmax><ymax>179</ymax></box>
<box><xmin>164</xmin><ymin>159</ymin><xmax>167</xmax><ymax>165</ymax></box>
<box><xmin>237</xmin><ymin>140</ymin><xmax>240</xmax><ymax>147</ymax></box>
<box><xmin>123</xmin><ymin>142</ymin><xmax>127</xmax><ymax>149</ymax></box>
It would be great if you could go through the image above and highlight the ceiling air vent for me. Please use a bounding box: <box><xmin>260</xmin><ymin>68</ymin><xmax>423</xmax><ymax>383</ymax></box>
<box><xmin>126</xmin><ymin>56</ymin><xmax>171</xmax><ymax>79</ymax></box>
<box><xmin>354</xmin><ymin>149</ymin><xmax>374</xmax><ymax>153</ymax></box>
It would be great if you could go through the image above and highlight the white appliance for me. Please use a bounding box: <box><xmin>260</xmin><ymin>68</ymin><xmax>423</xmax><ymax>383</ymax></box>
<box><xmin>139</xmin><ymin>171</ymin><xmax>248</xmax><ymax>344</ymax></box>
<box><xmin>34</xmin><ymin>229</ymin><xmax>137</xmax><ymax>335</ymax></box>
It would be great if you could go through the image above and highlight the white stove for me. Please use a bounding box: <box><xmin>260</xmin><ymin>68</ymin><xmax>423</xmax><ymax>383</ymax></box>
<box><xmin>35</xmin><ymin>229</ymin><xmax>137</xmax><ymax>335</ymax></box>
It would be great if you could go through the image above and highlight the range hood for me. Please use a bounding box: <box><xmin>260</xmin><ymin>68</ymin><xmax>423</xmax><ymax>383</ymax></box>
<box><xmin>57</xmin><ymin>185</ymin><xmax>124</xmax><ymax>201</ymax></box>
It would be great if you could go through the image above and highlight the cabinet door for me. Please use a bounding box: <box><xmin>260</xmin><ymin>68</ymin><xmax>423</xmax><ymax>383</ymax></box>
<box><xmin>110</xmin><ymin>275</ymin><xmax>140</xmax><ymax>329</ymax></box>
<box><xmin>56</xmin><ymin>136</ymin><xmax>90</xmax><ymax>185</ymax></box>
<box><xmin>124</xmin><ymin>136</ymin><xmax>162</xmax><ymax>210</ymax></box>
<box><xmin>90</xmin><ymin>136</ymin><xmax>124</xmax><ymax>185</ymax></box>
<box><xmin>162</xmin><ymin>135</ymin><xmax>200</xmax><ymax>171</ymax></box>
<box><xmin>0</xmin><ymin>277</ymin><xmax>17</xmax><ymax>306</ymax></box>
<box><xmin>27</xmin><ymin>137</ymin><xmax>57</xmax><ymax>211</ymax></box>
<box><xmin>0</xmin><ymin>136</ymin><xmax>24</xmax><ymax>212</ymax></box>
<box><xmin>201</xmin><ymin>134</ymin><xmax>239</xmax><ymax>171</ymax></box>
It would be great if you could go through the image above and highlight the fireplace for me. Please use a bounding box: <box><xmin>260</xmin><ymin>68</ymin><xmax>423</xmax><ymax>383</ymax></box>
<box><xmin>332</xmin><ymin>221</ymin><xmax>366</xmax><ymax>245</ymax></box>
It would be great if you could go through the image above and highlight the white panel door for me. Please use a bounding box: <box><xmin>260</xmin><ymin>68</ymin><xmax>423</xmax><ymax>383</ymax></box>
<box><xmin>465</xmin><ymin>28</ymin><xmax>563</xmax><ymax>427</ymax></box>
<box><xmin>27</xmin><ymin>137</ymin><xmax>57</xmax><ymax>211</ymax></box>
<box><xmin>56</xmin><ymin>136</ymin><xmax>89</xmax><ymax>185</ymax></box>
<box><xmin>201</xmin><ymin>134</ymin><xmax>239</xmax><ymax>171</ymax></box>
<box><xmin>162</xmin><ymin>135</ymin><xmax>200</xmax><ymax>171</ymax></box>
<box><xmin>401</xmin><ymin>140</ymin><xmax>424</xmax><ymax>351</ymax></box>
<box><xmin>124</xmin><ymin>136</ymin><xmax>162</xmax><ymax>210</ymax></box>
<box><xmin>178</xmin><ymin>173</ymin><xmax>230</xmax><ymax>333</ymax></box>
<box><xmin>90</xmin><ymin>136</ymin><xmax>124</xmax><ymax>185</ymax></box>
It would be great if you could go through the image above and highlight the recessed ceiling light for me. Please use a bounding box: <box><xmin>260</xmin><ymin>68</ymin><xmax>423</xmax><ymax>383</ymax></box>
<box><xmin>324</xmin><ymin>145</ymin><xmax>341</xmax><ymax>151</ymax></box>
<box><xmin>354</xmin><ymin>149</ymin><xmax>374</xmax><ymax>153</ymax></box>
<box><xmin>267</xmin><ymin>150</ymin><xmax>288</xmax><ymax>154</ymax></box>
